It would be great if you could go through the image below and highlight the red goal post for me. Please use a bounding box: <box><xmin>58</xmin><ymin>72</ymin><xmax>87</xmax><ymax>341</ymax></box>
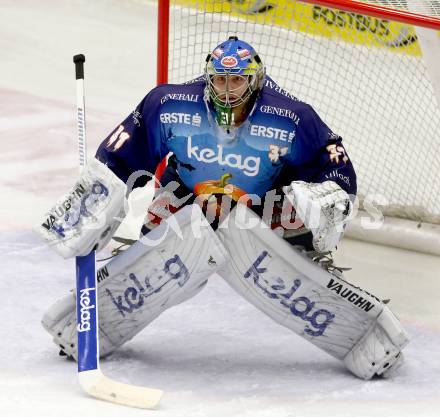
<box><xmin>156</xmin><ymin>0</ymin><xmax>440</xmax><ymax>254</ymax></box>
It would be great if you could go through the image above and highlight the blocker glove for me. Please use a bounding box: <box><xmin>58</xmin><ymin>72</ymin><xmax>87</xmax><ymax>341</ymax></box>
<box><xmin>35</xmin><ymin>158</ymin><xmax>127</xmax><ymax>258</ymax></box>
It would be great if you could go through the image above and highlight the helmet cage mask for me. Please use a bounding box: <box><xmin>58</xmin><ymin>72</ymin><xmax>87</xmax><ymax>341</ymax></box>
<box><xmin>207</xmin><ymin>73</ymin><xmax>257</xmax><ymax>109</ymax></box>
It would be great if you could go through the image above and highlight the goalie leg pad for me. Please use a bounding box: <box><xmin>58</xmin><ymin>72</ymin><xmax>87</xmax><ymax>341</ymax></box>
<box><xmin>216</xmin><ymin>205</ymin><xmax>408</xmax><ymax>378</ymax></box>
<box><xmin>343</xmin><ymin>306</ymin><xmax>409</xmax><ymax>379</ymax></box>
<box><xmin>42</xmin><ymin>204</ymin><xmax>228</xmax><ymax>359</ymax></box>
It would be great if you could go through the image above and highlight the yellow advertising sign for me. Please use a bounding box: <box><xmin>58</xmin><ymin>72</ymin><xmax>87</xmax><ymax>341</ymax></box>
<box><xmin>173</xmin><ymin>0</ymin><xmax>422</xmax><ymax>56</ymax></box>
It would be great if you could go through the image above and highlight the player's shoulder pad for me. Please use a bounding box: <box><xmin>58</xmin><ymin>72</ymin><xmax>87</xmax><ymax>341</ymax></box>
<box><xmin>145</xmin><ymin>76</ymin><xmax>206</xmax><ymax>108</ymax></box>
<box><xmin>260</xmin><ymin>77</ymin><xmax>339</xmax><ymax>151</ymax></box>
<box><xmin>259</xmin><ymin>75</ymin><xmax>315</xmax><ymax>118</ymax></box>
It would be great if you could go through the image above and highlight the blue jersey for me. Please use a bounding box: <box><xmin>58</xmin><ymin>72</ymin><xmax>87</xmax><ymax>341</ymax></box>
<box><xmin>96</xmin><ymin>76</ymin><xmax>357</xmax><ymax>199</ymax></box>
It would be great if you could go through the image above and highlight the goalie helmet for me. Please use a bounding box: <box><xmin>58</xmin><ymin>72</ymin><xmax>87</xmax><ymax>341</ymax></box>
<box><xmin>205</xmin><ymin>36</ymin><xmax>265</xmax><ymax>128</ymax></box>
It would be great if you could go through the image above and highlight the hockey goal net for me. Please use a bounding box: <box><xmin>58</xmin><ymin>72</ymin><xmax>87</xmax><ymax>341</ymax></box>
<box><xmin>157</xmin><ymin>0</ymin><xmax>440</xmax><ymax>254</ymax></box>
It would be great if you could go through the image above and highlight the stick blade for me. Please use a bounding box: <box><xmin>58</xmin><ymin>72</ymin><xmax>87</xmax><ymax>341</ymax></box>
<box><xmin>79</xmin><ymin>370</ymin><xmax>163</xmax><ymax>409</ymax></box>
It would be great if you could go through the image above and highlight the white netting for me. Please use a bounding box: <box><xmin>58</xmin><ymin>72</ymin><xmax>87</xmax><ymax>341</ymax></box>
<box><xmin>167</xmin><ymin>0</ymin><xmax>440</xmax><ymax>224</ymax></box>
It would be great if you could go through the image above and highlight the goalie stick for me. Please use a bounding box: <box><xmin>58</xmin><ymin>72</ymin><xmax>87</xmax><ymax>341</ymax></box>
<box><xmin>73</xmin><ymin>54</ymin><xmax>163</xmax><ymax>409</ymax></box>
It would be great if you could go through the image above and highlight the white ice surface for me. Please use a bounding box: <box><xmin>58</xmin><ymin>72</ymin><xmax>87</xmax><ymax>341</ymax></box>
<box><xmin>1</xmin><ymin>1</ymin><xmax>440</xmax><ymax>416</ymax></box>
